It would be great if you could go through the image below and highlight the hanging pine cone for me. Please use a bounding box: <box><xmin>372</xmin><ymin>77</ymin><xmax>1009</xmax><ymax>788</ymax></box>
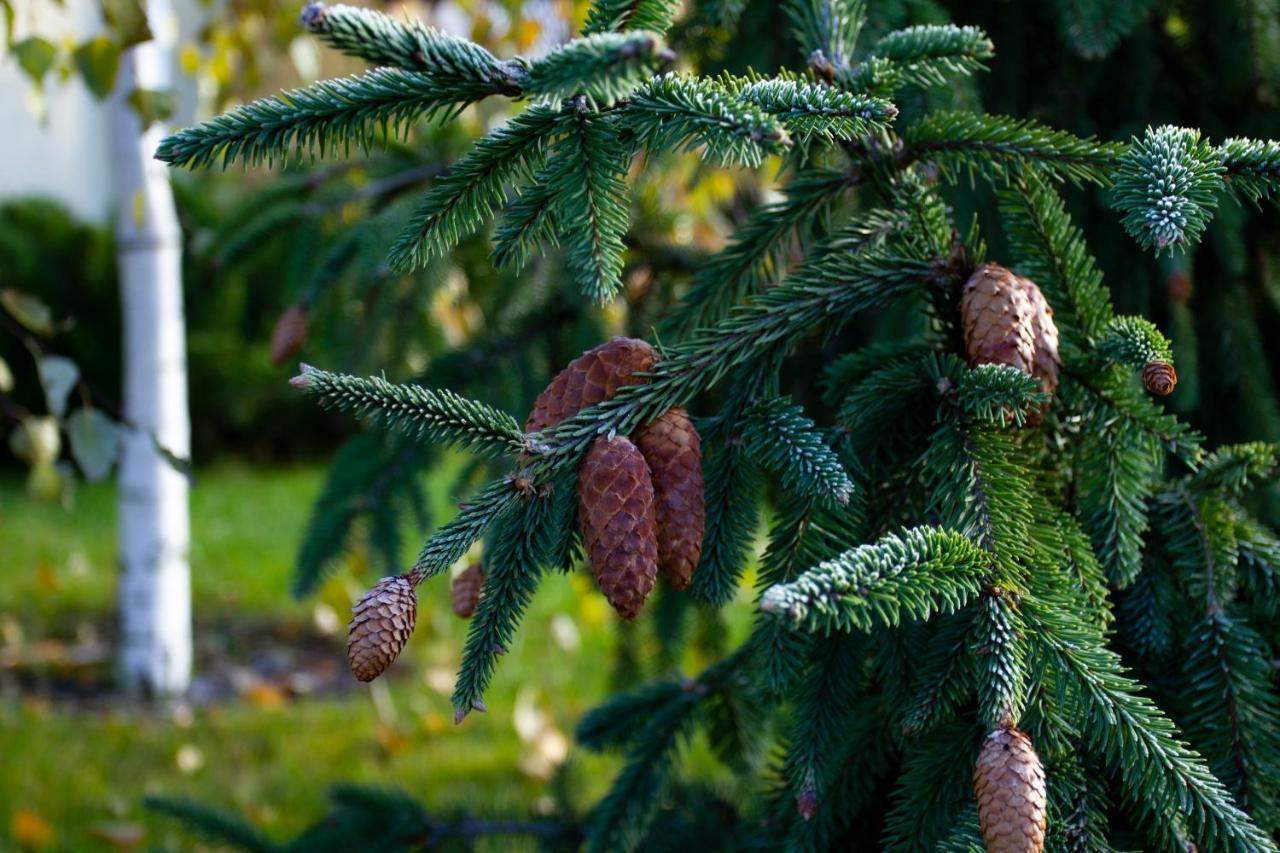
<box><xmin>1142</xmin><ymin>360</ymin><xmax>1177</xmax><ymax>396</ymax></box>
<box><xmin>525</xmin><ymin>337</ymin><xmax>656</xmax><ymax>433</ymax></box>
<box><xmin>973</xmin><ymin>725</ymin><xmax>1047</xmax><ymax>853</ymax></box>
<box><xmin>960</xmin><ymin>263</ymin><xmax>1061</xmax><ymax>423</ymax></box>
<box><xmin>347</xmin><ymin>575</ymin><xmax>417</xmax><ymax>682</ymax></box>
<box><xmin>451</xmin><ymin>562</ymin><xmax>485</xmax><ymax>619</ymax></box>
<box><xmin>632</xmin><ymin>407</ymin><xmax>704</xmax><ymax>590</ymax></box>
<box><xmin>578</xmin><ymin>435</ymin><xmax>659</xmax><ymax>620</ymax></box>
<box><xmin>269</xmin><ymin>304</ymin><xmax>309</xmax><ymax>367</ymax></box>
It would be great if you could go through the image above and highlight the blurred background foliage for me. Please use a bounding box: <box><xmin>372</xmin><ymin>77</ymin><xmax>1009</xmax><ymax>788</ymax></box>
<box><xmin>4</xmin><ymin>0</ymin><xmax>1280</xmax><ymax>849</ymax></box>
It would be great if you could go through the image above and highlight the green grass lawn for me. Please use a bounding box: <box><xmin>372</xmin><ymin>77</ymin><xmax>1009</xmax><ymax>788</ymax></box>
<box><xmin>1</xmin><ymin>463</ymin><xmax>751</xmax><ymax>851</ymax></box>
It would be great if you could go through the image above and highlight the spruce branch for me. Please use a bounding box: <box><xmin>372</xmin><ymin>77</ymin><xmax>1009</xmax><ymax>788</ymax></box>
<box><xmin>1182</xmin><ymin>611</ymin><xmax>1280</xmax><ymax>828</ymax></box>
<box><xmin>156</xmin><ymin>68</ymin><xmax>500</xmax><ymax>169</ymax></box>
<box><xmin>1111</xmin><ymin>125</ymin><xmax>1226</xmax><ymax>255</ymax></box>
<box><xmin>577</xmin><ymin>681</ymin><xmax>689</xmax><ymax>750</ymax></box>
<box><xmin>903</xmin><ymin>112</ymin><xmax>1122</xmax><ymax>187</ymax></box>
<box><xmin>387</xmin><ymin>106</ymin><xmax>562</xmax><ymax>272</ymax></box>
<box><xmin>951</xmin><ymin>362</ymin><xmax>1048</xmax><ymax>428</ymax></box>
<box><xmin>786</xmin><ymin>0</ymin><xmax>866</xmax><ymax>66</ymax></box>
<box><xmin>1187</xmin><ymin>442</ymin><xmax>1280</xmax><ymax>496</ymax></box>
<box><xmin>531</xmin><ymin>248</ymin><xmax>943</xmax><ymax>466</ymax></box>
<box><xmin>740</xmin><ymin>395</ymin><xmax>856</xmax><ymax>504</ymax></box>
<box><xmin>301</xmin><ymin>2</ymin><xmax>525</xmax><ymax>90</ymax></box>
<box><xmin>760</xmin><ymin>527</ymin><xmax>988</xmax><ymax>633</ymax></box>
<box><xmin>1095</xmin><ymin>316</ymin><xmax>1175</xmax><ymax>368</ymax></box>
<box><xmin>835</xmin><ymin>351</ymin><xmax>937</xmax><ymax>447</ymax></box>
<box><xmin>852</xmin><ymin>24</ymin><xmax>994</xmax><ymax>92</ymax></box>
<box><xmin>1053</xmin><ymin>0</ymin><xmax>1158</xmax><ymax>59</ymax></box>
<box><xmin>406</xmin><ymin>478</ymin><xmax>519</xmax><ymax>585</ymax></box>
<box><xmin>667</xmin><ymin>168</ymin><xmax>856</xmax><ymax>334</ymax></box>
<box><xmin>973</xmin><ymin>592</ymin><xmax>1027</xmax><ymax>728</ymax></box>
<box><xmin>781</xmin><ymin>632</ymin><xmax>867</xmax><ymax>824</ymax></box>
<box><xmin>583</xmin><ymin>652</ymin><xmax>747</xmax><ymax>852</ymax></box>
<box><xmin>451</xmin><ymin>496</ymin><xmax>550</xmax><ymax>721</ymax></box>
<box><xmin>689</xmin><ymin>422</ymin><xmax>763</xmax><ymax>607</ymax></box>
<box><xmin>921</xmin><ymin>414</ymin><xmax>1036</xmax><ymax>585</ymax></box>
<box><xmin>1026</xmin><ymin>599</ymin><xmax>1277</xmax><ymax>852</ymax></box>
<box><xmin>293</xmin><ymin>432</ymin><xmax>428</xmax><ymax>596</ymax></box>
<box><xmin>900</xmin><ymin>611</ymin><xmax>976</xmax><ymax>737</ymax></box>
<box><xmin>882</xmin><ymin>720</ymin><xmax>985</xmax><ymax>849</ymax></box>
<box><xmin>623</xmin><ymin>73</ymin><xmax>789</xmax><ymax>167</ymax></box>
<box><xmin>525</xmin><ymin>31</ymin><xmax>670</xmax><ymax>106</ymax></box>
<box><xmin>144</xmin><ymin>797</ymin><xmax>277</xmax><ymax>853</ymax></box>
<box><xmin>1076</xmin><ymin>393</ymin><xmax>1160</xmax><ymax>588</ymax></box>
<box><xmin>1221</xmin><ymin>137</ymin><xmax>1280</xmax><ymax>205</ymax></box>
<box><xmin>582</xmin><ymin>0</ymin><xmax>679</xmax><ymax>36</ymax></box>
<box><xmin>288</xmin><ymin>364</ymin><xmax>525</xmax><ymax>457</ymax></box>
<box><xmin>490</xmin><ymin>179</ymin><xmax>559</xmax><ymax>272</ymax></box>
<box><xmin>732</xmin><ymin>75</ymin><xmax>897</xmax><ymax>143</ymax></box>
<box><xmin>999</xmin><ymin>168</ymin><xmax>1113</xmax><ymax>343</ymax></box>
<box><xmin>751</xmin><ymin>490</ymin><xmax>865</xmax><ymax>695</ymax></box>
<box><xmin>546</xmin><ymin>110</ymin><xmax>631</xmax><ymax>301</ymax></box>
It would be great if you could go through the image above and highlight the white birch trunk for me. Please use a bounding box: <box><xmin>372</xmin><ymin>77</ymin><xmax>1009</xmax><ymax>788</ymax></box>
<box><xmin>111</xmin><ymin>0</ymin><xmax>192</xmax><ymax>696</ymax></box>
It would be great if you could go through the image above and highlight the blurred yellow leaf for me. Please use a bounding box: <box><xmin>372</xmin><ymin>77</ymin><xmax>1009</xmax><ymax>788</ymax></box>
<box><xmin>515</xmin><ymin>19</ymin><xmax>541</xmax><ymax>51</ymax></box>
<box><xmin>9</xmin><ymin>417</ymin><xmax>61</xmax><ymax>467</ymax></box>
<box><xmin>578</xmin><ymin>590</ymin><xmax>607</xmax><ymax>627</ymax></box>
<box><xmin>243</xmin><ymin>682</ymin><xmax>287</xmax><ymax>710</ymax></box>
<box><xmin>10</xmin><ymin>808</ymin><xmax>54</xmax><ymax>849</ymax></box>
<box><xmin>178</xmin><ymin>44</ymin><xmax>201</xmax><ymax>76</ymax></box>
<box><xmin>420</xmin><ymin>711</ymin><xmax>447</xmax><ymax>734</ymax></box>
<box><xmin>26</xmin><ymin>463</ymin><xmax>63</xmax><ymax>503</ymax></box>
<box><xmin>0</xmin><ymin>289</ymin><xmax>54</xmax><ymax>336</ymax></box>
<box><xmin>374</xmin><ymin>724</ymin><xmax>411</xmax><ymax>756</ymax></box>
<box><xmin>33</xmin><ymin>563</ymin><xmax>59</xmax><ymax>594</ymax></box>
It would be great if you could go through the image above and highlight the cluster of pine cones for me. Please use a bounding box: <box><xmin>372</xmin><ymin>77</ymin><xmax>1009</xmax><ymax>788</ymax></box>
<box><xmin>523</xmin><ymin>336</ymin><xmax>705</xmax><ymax>620</ymax></box>
<box><xmin>346</xmin><ymin>337</ymin><xmax>705</xmax><ymax>682</ymax></box>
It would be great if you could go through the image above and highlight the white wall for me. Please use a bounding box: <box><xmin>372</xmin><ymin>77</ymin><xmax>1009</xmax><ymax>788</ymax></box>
<box><xmin>0</xmin><ymin>0</ymin><xmax>199</xmax><ymax>223</ymax></box>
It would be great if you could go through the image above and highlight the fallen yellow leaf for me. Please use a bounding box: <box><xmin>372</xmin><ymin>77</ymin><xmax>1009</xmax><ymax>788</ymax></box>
<box><xmin>10</xmin><ymin>808</ymin><xmax>54</xmax><ymax>849</ymax></box>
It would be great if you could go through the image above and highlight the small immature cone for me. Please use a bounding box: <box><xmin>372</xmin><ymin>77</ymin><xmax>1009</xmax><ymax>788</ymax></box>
<box><xmin>451</xmin><ymin>562</ymin><xmax>485</xmax><ymax>619</ymax></box>
<box><xmin>347</xmin><ymin>575</ymin><xmax>417</xmax><ymax>682</ymax></box>
<box><xmin>525</xmin><ymin>337</ymin><xmax>656</xmax><ymax>433</ymax></box>
<box><xmin>1142</xmin><ymin>360</ymin><xmax>1177</xmax><ymax>396</ymax></box>
<box><xmin>632</xmin><ymin>407</ymin><xmax>704</xmax><ymax>590</ymax></box>
<box><xmin>973</xmin><ymin>726</ymin><xmax>1047</xmax><ymax>853</ymax></box>
<box><xmin>961</xmin><ymin>263</ymin><xmax>1061</xmax><ymax>423</ymax></box>
<box><xmin>269</xmin><ymin>304</ymin><xmax>309</xmax><ymax>367</ymax></box>
<box><xmin>578</xmin><ymin>435</ymin><xmax>659</xmax><ymax>620</ymax></box>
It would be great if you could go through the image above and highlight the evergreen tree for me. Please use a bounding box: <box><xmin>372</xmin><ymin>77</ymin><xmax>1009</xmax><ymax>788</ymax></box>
<box><xmin>150</xmin><ymin>1</ymin><xmax>1280</xmax><ymax>849</ymax></box>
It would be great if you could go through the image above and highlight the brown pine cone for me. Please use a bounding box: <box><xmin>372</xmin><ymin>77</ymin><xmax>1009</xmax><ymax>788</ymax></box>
<box><xmin>961</xmin><ymin>263</ymin><xmax>1061</xmax><ymax>422</ymax></box>
<box><xmin>632</xmin><ymin>407</ymin><xmax>704</xmax><ymax>590</ymax></box>
<box><xmin>973</xmin><ymin>725</ymin><xmax>1047</xmax><ymax>853</ymax></box>
<box><xmin>347</xmin><ymin>575</ymin><xmax>417</xmax><ymax>682</ymax></box>
<box><xmin>269</xmin><ymin>304</ymin><xmax>309</xmax><ymax>367</ymax></box>
<box><xmin>525</xmin><ymin>337</ymin><xmax>656</xmax><ymax>433</ymax></box>
<box><xmin>1142</xmin><ymin>360</ymin><xmax>1177</xmax><ymax>396</ymax></box>
<box><xmin>451</xmin><ymin>562</ymin><xmax>485</xmax><ymax>619</ymax></box>
<box><xmin>578</xmin><ymin>435</ymin><xmax>658</xmax><ymax>620</ymax></box>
